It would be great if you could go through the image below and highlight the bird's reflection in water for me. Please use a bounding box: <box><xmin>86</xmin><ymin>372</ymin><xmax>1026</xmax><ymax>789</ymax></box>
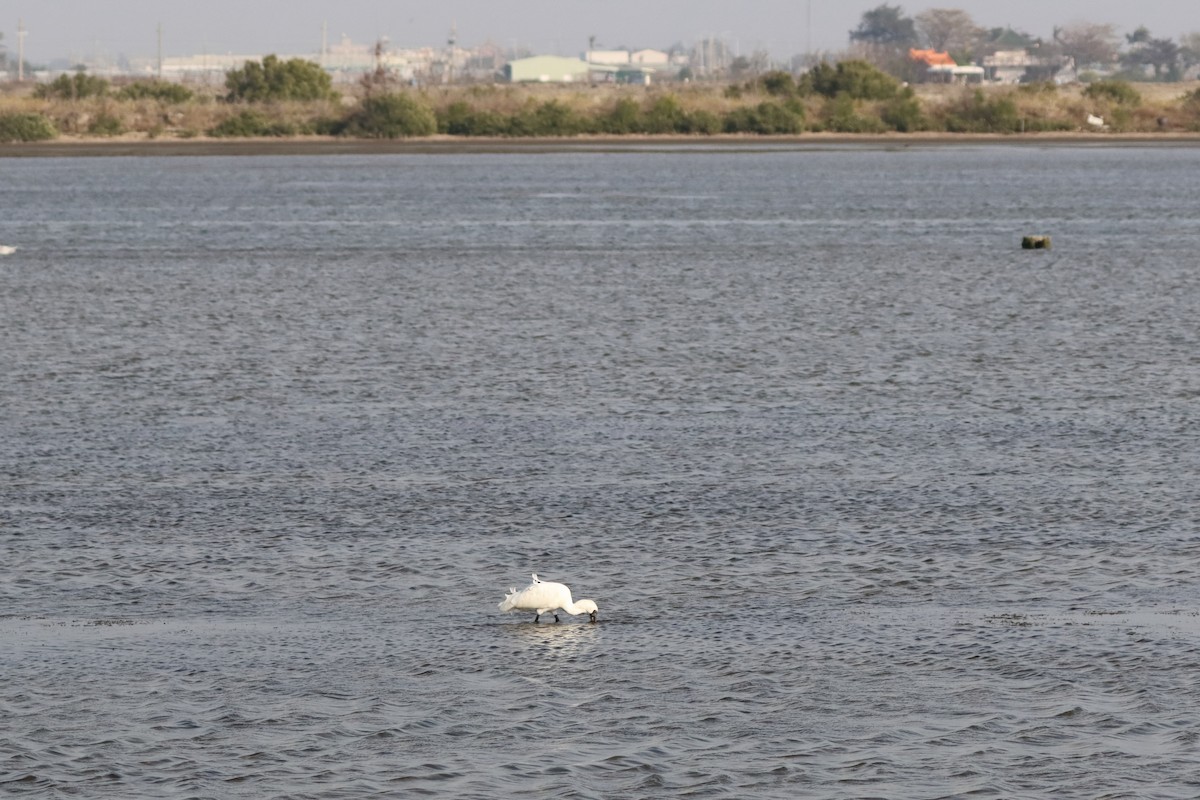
<box><xmin>509</xmin><ymin>618</ymin><xmax>601</xmax><ymax>656</ymax></box>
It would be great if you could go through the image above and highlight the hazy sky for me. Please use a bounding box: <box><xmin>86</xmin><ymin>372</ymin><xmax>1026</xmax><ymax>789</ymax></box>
<box><xmin>5</xmin><ymin>1</ymin><xmax>1197</xmax><ymax>62</ymax></box>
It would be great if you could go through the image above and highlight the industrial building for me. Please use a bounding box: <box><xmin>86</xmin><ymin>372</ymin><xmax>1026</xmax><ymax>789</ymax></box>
<box><xmin>504</xmin><ymin>55</ymin><xmax>591</xmax><ymax>83</ymax></box>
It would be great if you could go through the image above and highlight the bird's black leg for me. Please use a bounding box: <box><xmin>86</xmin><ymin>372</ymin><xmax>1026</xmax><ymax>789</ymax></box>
<box><xmin>554</xmin><ymin>614</ymin><xmax>561</xmax><ymax>623</ymax></box>
<box><xmin>533</xmin><ymin>613</ymin><xmax>539</xmax><ymax>623</ymax></box>
<box><xmin>589</xmin><ymin>611</ymin><xmax>597</xmax><ymax>624</ymax></box>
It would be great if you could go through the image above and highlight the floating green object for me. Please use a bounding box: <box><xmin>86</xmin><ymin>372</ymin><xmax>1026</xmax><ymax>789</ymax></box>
<box><xmin>1022</xmin><ymin>235</ymin><xmax>1052</xmax><ymax>250</ymax></box>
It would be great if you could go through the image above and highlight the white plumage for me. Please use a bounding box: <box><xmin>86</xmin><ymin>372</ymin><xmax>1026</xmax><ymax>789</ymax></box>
<box><xmin>498</xmin><ymin>573</ymin><xmax>599</xmax><ymax>623</ymax></box>
<box><xmin>0</xmin><ymin>245</ymin><xmax>16</xmax><ymax>256</ymax></box>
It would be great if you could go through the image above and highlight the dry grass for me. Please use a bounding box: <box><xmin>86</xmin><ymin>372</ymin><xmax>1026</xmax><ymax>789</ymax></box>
<box><xmin>913</xmin><ymin>81</ymin><xmax>1200</xmax><ymax>132</ymax></box>
<box><xmin>415</xmin><ymin>81</ymin><xmax>794</xmax><ymax>117</ymax></box>
<box><xmin>1</xmin><ymin>78</ymin><xmax>1199</xmax><ymax>139</ymax></box>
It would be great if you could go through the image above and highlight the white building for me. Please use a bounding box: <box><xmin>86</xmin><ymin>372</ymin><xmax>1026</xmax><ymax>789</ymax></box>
<box><xmin>159</xmin><ymin>53</ymin><xmax>266</xmax><ymax>83</ymax></box>
<box><xmin>585</xmin><ymin>50</ymin><xmax>630</xmax><ymax>66</ymax></box>
<box><xmin>630</xmin><ymin>49</ymin><xmax>669</xmax><ymax>65</ymax></box>
<box><xmin>982</xmin><ymin>49</ymin><xmax>1070</xmax><ymax>84</ymax></box>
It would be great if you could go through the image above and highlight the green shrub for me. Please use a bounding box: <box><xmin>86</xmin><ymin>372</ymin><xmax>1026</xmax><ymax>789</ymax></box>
<box><xmin>463</xmin><ymin>110</ymin><xmax>510</xmax><ymax>136</ymax></box>
<box><xmin>533</xmin><ymin>100</ymin><xmax>587</xmax><ymax>135</ymax></box>
<box><xmin>1108</xmin><ymin>107</ymin><xmax>1134</xmax><ymax>132</ymax></box>
<box><xmin>116</xmin><ymin>80</ymin><xmax>194</xmax><ymax>103</ymax></box>
<box><xmin>943</xmin><ymin>90</ymin><xmax>1021</xmax><ymax>133</ymax></box>
<box><xmin>0</xmin><ymin>112</ymin><xmax>58</xmax><ymax>142</ymax></box>
<box><xmin>34</xmin><ymin>72</ymin><xmax>110</xmax><ymax>100</ymax></box>
<box><xmin>822</xmin><ymin>94</ymin><xmax>886</xmax><ymax>133</ymax></box>
<box><xmin>504</xmin><ymin>110</ymin><xmax>534</xmax><ymax>136</ymax></box>
<box><xmin>761</xmin><ymin>101</ymin><xmax>805</xmax><ymax>133</ymax></box>
<box><xmin>483</xmin><ymin>112</ymin><xmax>514</xmax><ymax>136</ymax></box>
<box><xmin>342</xmin><ymin>93</ymin><xmax>437</xmax><ymax>138</ymax></box>
<box><xmin>681</xmin><ymin>109</ymin><xmax>722</xmax><ymax>135</ymax></box>
<box><xmin>1083</xmin><ymin>80</ymin><xmax>1141</xmax><ymax>106</ymax></box>
<box><xmin>88</xmin><ymin>113</ymin><xmax>125</xmax><ymax>136</ymax></box>
<box><xmin>601</xmin><ymin>97</ymin><xmax>643</xmax><ymax>134</ymax></box>
<box><xmin>880</xmin><ymin>94</ymin><xmax>925</xmax><ymax>132</ymax></box>
<box><xmin>438</xmin><ymin>101</ymin><xmax>473</xmax><ymax>135</ymax></box>
<box><xmin>437</xmin><ymin>101</ymin><xmax>513</xmax><ymax>136</ymax></box>
<box><xmin>760</xmin><ymin>70</ymin><xmax>798</xmax><ymax>97</ymax></box>
<box><xmin>595</xmin><ymin>96</ymin><xmax>722</xmax><ymax>136</ymax></box>
<box><xmin>311</xmin><ymin>117</ymin><xmax>345</xmax><ymax>136</ymax></box>
<box><xmin>799</xmin><ymin>60</ymin><xmax>900</xmax><ymax>101</ymax></box>
<box><xmin>209</xmin><ymin>109</ymin><xmax>297</xmax><ymax>137</ymax></box>
<box><xmin>225</xmin><ymin>54</ymin><xmax>336</xmax><ymax>102</ymax></box>
<box><xmin>723</xmin><ymin>107</ymin><xmax>755</xmax><ymax>132</ymax></box>
<box><xmin>724</xmin><ymin>101</ymin><xmax>804</xmax><ymax>134</ymax></box>
<box><xmin>506</xmin><ymin>100</ymin><xmax>588</xmax><ymax>137</ymax></box>
<box><xmin>643</xmin><ymin>95</ymin><xmax>686</xmax><ymax>133</ymax></box>
<box><xmin>434</xmin><ymin>106</ymin><xmax>506</xmax><ymax>137</ymax></box>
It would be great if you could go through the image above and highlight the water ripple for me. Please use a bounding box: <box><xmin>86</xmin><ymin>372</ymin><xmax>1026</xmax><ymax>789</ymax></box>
<box><xmin>4</xmin><ymin>147</ymin><xmax>1200</xmax><ymax>798</ymax></box>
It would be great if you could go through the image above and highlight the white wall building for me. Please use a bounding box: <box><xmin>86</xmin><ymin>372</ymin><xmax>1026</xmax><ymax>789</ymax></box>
<box><xmin>630</xmin><ymin>49</ymin><xmax>669</xmax><ymax>65</ymax></box>
<box><xmin>585</xmin><ymin>50</ymin><xmax>630</xmax><ymax>66</ymax></box>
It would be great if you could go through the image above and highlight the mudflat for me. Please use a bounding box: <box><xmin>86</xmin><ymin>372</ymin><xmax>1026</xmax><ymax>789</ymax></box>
<box><xmin>4</xmin><ymin>131</ymin><xmax>1200</xmax><ymax>157</ymax></box>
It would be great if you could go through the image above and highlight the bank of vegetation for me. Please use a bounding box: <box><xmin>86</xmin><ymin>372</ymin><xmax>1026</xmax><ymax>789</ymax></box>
<box><xmin>2</xmin><ymin>56</ymin><xmax>1199</xmax><ymax>143</ymax></box>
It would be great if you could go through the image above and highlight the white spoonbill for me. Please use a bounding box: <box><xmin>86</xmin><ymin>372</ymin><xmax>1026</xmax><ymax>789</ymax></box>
<box><xmin>498</xmin><ymin>573</ymin><xmax>599</xmax><ymax>623</ymax></box>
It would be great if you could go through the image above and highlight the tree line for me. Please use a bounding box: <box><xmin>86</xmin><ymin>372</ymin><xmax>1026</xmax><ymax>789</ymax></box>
<box><xmin>848</xmin><ymin>4</ymin><xmax>1200</xmax><ymax>82</ymax></box>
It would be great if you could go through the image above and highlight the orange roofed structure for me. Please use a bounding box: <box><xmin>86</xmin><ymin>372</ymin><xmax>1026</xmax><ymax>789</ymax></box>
<box><xmin>908</xmin><ymin>49</ymin><xmax>956</xmax><ymax>67</ymax></box>
<box><xmin>908</xmin><ymin>48</ymin><xmax>984</xmax><ymax>83</ymax></box>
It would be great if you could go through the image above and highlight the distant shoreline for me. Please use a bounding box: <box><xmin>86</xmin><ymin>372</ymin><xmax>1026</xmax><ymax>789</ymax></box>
<box><xmin>4</xmin><ymin>132</ymin><xmax>1200</xmax><ymax>158</ymax></box>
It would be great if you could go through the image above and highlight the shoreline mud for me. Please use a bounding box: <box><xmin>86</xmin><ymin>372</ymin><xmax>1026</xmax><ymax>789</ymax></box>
<box><xmin>4</xmin><ymin>131</ymin><xmax>1200</xmax><ymax>158</ymax></box>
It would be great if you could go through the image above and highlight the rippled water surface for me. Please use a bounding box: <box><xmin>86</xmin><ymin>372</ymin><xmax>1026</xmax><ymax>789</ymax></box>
<box><xmin>4</xmin><ymin>145</ymin><xmax>1200</xmax><ymax>798</ymax></box>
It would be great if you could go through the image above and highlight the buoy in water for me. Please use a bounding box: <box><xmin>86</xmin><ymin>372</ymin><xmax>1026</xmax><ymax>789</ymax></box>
<box><xmin>1021</xmin><ymin>235</ymin><xmax>1051</xmax><ymax>250</ymax></box>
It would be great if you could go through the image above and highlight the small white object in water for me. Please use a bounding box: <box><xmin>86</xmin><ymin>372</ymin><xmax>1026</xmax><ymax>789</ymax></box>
<box><xmin>0</xmin><ymin>245</ymin><xmax>16</xmax><ymax>256</ymax></box>
<box><xmin>498</xmin><ymin>573</ymin><xmax>599</xmax><ymax>623</ymax></box>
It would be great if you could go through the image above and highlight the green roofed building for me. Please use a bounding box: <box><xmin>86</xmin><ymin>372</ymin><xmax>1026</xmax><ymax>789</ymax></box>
<box><xmin>505</xmin><ymin>55</ymin><xmax>591</xmax><ymax>83</ymax></box>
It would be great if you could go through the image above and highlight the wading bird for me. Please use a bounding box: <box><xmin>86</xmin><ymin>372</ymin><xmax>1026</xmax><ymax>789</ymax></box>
<box><xmin>498</xmin><ymin>573</ymin><xmax>598</xmax><ymax>623</ymax></box>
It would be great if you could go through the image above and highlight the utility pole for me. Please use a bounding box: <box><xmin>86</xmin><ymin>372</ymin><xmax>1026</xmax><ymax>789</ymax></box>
<box><xmin>157</xmin><ymin>23</ymin><xmax>163</xmax><ymax>80</ymax></box>
<box><xmin>588</xmin><ymin>34</ymin><xmax>595</xmax><ymax>84</ymax></box>
<box><xmin>17</xmin><ymin>19</ymin><xmax>25</xmax><ymax>82</ymax></box>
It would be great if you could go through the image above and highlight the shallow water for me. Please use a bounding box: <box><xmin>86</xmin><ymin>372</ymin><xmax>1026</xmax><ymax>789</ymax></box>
<box><xmin>3</xmin><ymin>145</ymin><xmax>1200</xmax><ymax>798</ymax></box>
